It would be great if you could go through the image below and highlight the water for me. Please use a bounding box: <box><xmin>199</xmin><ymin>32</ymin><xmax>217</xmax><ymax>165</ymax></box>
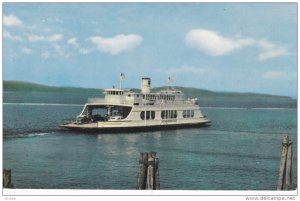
<box><xmin>3</xmin><ymin>91</ymin><xmax>297</xmax><ymax>190</ymax></box>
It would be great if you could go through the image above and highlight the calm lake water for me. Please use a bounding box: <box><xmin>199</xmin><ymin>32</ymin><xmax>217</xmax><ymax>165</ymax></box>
<box><xmin>3</xmin><ymin>91</ymin><xmax>297</xmax><ymax>190</ymax></box>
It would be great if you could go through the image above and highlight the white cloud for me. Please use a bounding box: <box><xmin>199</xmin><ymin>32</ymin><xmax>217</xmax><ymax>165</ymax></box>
<box><xmin>67</xmin><ymin>37</ymin><xmax>79</xmax><ymax>48</ymax></box>
<box><xmin>185</xmin><ymin>28</ymin><xmax>289</xmax><ymax>61</ymax></box>
<box><xmin>48</xmin><ymin>34</ymin><xmax>63</xmax><ymax>42</ymax></box>
<box><xmin>255</xmin><ymin>40</ymin><xmax>289</xmax><ymax>61</ymax></box>
<box><xmin>53</xmin><ymin>44</ymin><xmax>70</xmax><ymax>59</ymax></box>
<box><xmin>28</xmin><ymin>34</ymin><xmax>63</xmax><ymax>42</ymax></box>
<box><xmin>28</xmin><ymin>35</ymin><xmax>45</xmax><ymax>42</ymax></box>
<box><xmin>185</xmin><ymin>29</ymin><xmax>253</xmax><ymax>56</ymax></box>
<box><xmin>41</xmin><ymin>52</ymin><xmax>51</xmax><ymax>59</ymax></box>
<box><xmin>258</xmin><ymin>48</ymin><xmax>289</xmax><ymax>61</ymax></box>
<box><xmin>3</xmin><ymin>14</ymin><xmax>23</xmax><ymax>27</ymax></box>
<box><xmin>20</xmin><ymin>46</ymin><xmax>32</xmax><ymax>55</ymax></box>
<box><xmin>262</xmin><ymin>71</ymin><xmax>291</xmax><ymax>80</ymax></box>
<box><xmin>79</xmin><ymin>48</ymin><xmax>92</xmax><ymax>55</ymax></box>
<box><xmin>89</xmin><ymin>34</ymin><xmax>143</xmax><ymax>54</ymax></box>
<box><xmin>67</xmin><ymin>37</ymin><xmax>93</xmax><ymax>55</ymax></box>
<box><xmin>3</xmin><ymin>30</ymin><xmax>22</xmax><ymax>41</ymax></box>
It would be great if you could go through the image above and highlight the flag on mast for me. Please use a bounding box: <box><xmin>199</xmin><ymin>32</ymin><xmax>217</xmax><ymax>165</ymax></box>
<box><xmin>120</xmin><ymin>72</ymin><xmax>125</xmax><ymax>88</ymax></box>
<box><xmin>168</xmin><ymin>76</ymin><xmax>174</xmax><ymax>84</ymax></box>
<box><xmin>120</xmin><ymin>72</ymin><xmax>126</xmax><ymax>81</ymax></box>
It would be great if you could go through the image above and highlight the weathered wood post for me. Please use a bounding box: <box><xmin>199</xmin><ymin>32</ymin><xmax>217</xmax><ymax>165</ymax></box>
<box><xmin>146</xmin><ymin>153</ymin><xmax>155</xmax><ymax>189</ymax></box>
<box><xmin>3</xmin><ymin>169</ymin><xmax>13</xmax><ymax>188</ymax></box>
<box><xmin>277</xmin><ymin>135</ymin><xmax>293</xmax><ymax>190</ymax></box>
<box><xmin>136</xmin><ymin>152</ymin><xmax>160</xmax><ymax>190</ymax></box>
<box><xmin>136</xmin><ymin>152</ymin><xmax>148</xmax><ymax>189</ymax></box>
<box><xmin>154</xmin><ymin>153</ymin><xmax>160</xmax><ymax>190</ymax></box>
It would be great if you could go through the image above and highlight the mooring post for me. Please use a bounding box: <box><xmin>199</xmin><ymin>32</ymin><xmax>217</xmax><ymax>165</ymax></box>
<box><xmin>154</xmin><ymin>153</ymin><xmax>160</xmax><ymax>190</ymax></box>
<box><xmin>145</xmin><ymin>153</ymin><xmax>155</xmax><ymax>190</ymax></box>
<box><xmin>136</xmin><ymin>152</ymin><xmax>148</xmax><ymax>189</ymax></box>
<box><xmin>136</xmin><ymin>152</ymin><xmax>160</xmax><ymax>190</ymax></box>
<box><xmin>3</xmin><ymin>169</ymin><xmax>13</xmax><ymax>188</ymax></box>
<box><xmin>277</xmin><ymin>135</ymin><xmax>293</xmax><ymax>190</ymax></box>
<box><xmin>285</xmin><ymin>142</ymin><xmax>293</xmax><ymax>189</ymax></box>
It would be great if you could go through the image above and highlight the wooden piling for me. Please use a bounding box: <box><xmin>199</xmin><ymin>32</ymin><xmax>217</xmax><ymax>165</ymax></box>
<box><xmin>136</xmin><ymin>152</ymin><xmax>148</xmax><ymax>189</ymax></box>
<box><xmin>136</xmin><ymin>152</ymin><xmax>160</xmax><ymax>190</ymax></box>
<box><xmin>277</xmin><ymin>135</ymin><xmax>293</xmax><ymax>190</ymax></box>
<box><xmin>146</xmin><ymin>156</ymin><xmax>155</xmax><ymax>189</ymax></box>
<box><xmin>285</xmin><ymin>143</ymin><xmax>292</xmax><ymax>189</ymax></box>
<box><xmin>154</xmin><ymin>154</ymin><xmax>160</xmax><ymax>190</ymax></box>
<box><xmin>3</xmin><ymin>169</ymin><xmax>13</xmax><ymax>188</ymax></box>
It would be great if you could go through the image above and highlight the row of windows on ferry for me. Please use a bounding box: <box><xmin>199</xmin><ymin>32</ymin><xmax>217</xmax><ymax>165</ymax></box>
<box><xmin>140</xmin><ymin>110</ymin><xmax>194</xmax><ymax>120</ymax></box>
<box><xmin>142</xmin><ymin>94</ymin><xmax>176</xmax><ymax>101</ymax></box>
<box><xmin>107</xmin><ymin>91</ymin><xmax>124</xmax><ymax>95</ymax></box>
<box><xmin>107</xmin><ymin>91</ymin><xmax>177</xmax><ymax>101</ymax></box>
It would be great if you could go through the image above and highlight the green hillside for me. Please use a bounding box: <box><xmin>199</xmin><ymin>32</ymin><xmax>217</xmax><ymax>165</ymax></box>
<box><xmin>3</xmin><ymin>80</ymin><xmax>295</xmax><ymax>101</ymax></box>
<box><xmin>152</xmin><ymin>86</ymin><xmax>295</xmax><ymax>101</ymax></box>
<box><xmin>3</xmin><ymin>80</ymin><xmax>102</xmax><ymax>94</ymax></box>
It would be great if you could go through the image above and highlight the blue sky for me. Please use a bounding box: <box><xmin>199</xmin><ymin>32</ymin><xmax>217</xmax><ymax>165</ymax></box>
<box><xmin>3</xmin><ymin>3</ymin><xmax>297</xmax><ymax>97</ymax></box>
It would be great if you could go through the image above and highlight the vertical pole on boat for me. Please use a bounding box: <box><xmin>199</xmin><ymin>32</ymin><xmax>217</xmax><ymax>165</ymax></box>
<box><xmin>120</xmin><ymin>72</ymin><xmax>125</xmax><ymax>89</ymax></box>
<box><xmin>144</xmin><ymin>101</ymin><xmax>147</xmax><ymax>126</ymax></box>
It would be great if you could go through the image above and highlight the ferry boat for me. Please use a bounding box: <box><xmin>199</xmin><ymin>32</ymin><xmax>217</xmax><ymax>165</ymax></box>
<box><xmin>61</xmin><ymin>77</ymin><xmax>210</xmax><ymax>132</ymax></box>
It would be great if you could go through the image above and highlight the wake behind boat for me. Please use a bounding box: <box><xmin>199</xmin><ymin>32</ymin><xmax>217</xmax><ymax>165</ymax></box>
<box><xmin>61</xmin><ymin>76</ymin><xmax>210</xmax><ymax>132</ymax></box>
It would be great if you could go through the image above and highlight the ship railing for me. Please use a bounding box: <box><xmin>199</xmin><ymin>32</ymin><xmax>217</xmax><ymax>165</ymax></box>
<box><xmin>155</xmin><ymin>100</ymin><xmax>193</xmax><ymax>105</ymax></box>
<box><xmin>88</xmin><ymin>97</ymin><xmax>137</xmax><ymax>105</ymax></box>
<box><xmin>88</xmin><ymin>98</ymin><xmax>106</xmax><ymax>103</ymax></box>
<box><xmin>63</xmin><ymin>116</ymin><xmax>92</xmax><ymax>125</ymax></box>
<box><xmin>185</xmin><ymin>98</ymin><xmax>198</xmax><ymax>105</ymax></box>
<box><xmin>62</xmin><ymin>118</ymin><xmax>77</xmax><ymax>125</ymax></box>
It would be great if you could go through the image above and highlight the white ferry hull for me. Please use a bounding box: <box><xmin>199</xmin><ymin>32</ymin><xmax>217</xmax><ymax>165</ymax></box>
<box><xmin>61</xmin><ymin>118</ymin><xmax>211</xmax><ymax>133</ymax></box>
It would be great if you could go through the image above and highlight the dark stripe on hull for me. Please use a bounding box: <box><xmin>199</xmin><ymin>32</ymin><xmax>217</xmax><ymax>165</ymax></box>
<box><xmin>61</xmin><ymin>122</ymin><xmax>211</xmax><ymax>134</ymax></box>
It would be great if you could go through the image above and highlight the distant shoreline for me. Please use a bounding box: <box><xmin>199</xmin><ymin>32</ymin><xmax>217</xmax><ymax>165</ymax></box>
<box><xmin>3</xmin><ymin>80</ymin><xmax>297</xmax><ymax>109</ymax></box>
<box><xmin>3</xmin><ymin>80</ymin><xmax>296</xmax><ymax>100</ymax></box>
<box><xmin>3</xmin><ymin>102</ymin><xmax>297</xmax><ymax>110</ymax></box>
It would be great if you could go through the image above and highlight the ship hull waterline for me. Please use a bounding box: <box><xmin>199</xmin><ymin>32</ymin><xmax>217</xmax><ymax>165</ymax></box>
<box><xmin>60</xmin><ymin>121</ymin><xmax>211</xmax><ymax>133</ymax></box>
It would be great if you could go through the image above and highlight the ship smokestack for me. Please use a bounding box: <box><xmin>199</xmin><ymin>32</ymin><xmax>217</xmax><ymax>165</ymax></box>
<box><xmin>141</xmin><ymin>78</ymin><xmax>151</xmax><ymax>93</ymax></box>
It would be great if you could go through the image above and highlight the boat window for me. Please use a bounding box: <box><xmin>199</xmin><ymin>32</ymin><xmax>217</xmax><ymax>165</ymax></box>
<box><xmin>140</xmin><ymin>111</ymin><xmax>145</xmax><ymax>120</ymax></box>
<box><xmin>140</xmin><ymin>111</ymin><xmax>155</xmax><ymax>120</ymax></box>
<box><xmin>151</xmin><ymin>111</ymin><xmax>155</xmax><ymax>120</ymax></box>
<box><xmin>161</xmin><ymin>110</ymin><xmax>177</xmax><ymax>119</ymax></box>
<box><xmin>183</xmin><ymin>110</ymin><xmax>195</xmax><ymax>118</ymax></box>
<box><xmin>146</xmin><ymin>111</ymin><xmax>150</xmax><ymax>119</ymax></box>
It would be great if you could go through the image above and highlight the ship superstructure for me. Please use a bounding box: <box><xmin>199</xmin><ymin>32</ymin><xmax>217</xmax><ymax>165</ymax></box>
<box><xmin>62</xmin><ymin>77</ymin><xmax>210</xmax><ymax>132</ymax></box>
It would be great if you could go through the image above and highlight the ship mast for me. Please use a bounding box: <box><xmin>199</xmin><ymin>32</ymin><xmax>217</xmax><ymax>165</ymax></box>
<box><xmin>120</xmin><ymin>72</ymin><xmax>125</xmax><ymax>89</ymax></box>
